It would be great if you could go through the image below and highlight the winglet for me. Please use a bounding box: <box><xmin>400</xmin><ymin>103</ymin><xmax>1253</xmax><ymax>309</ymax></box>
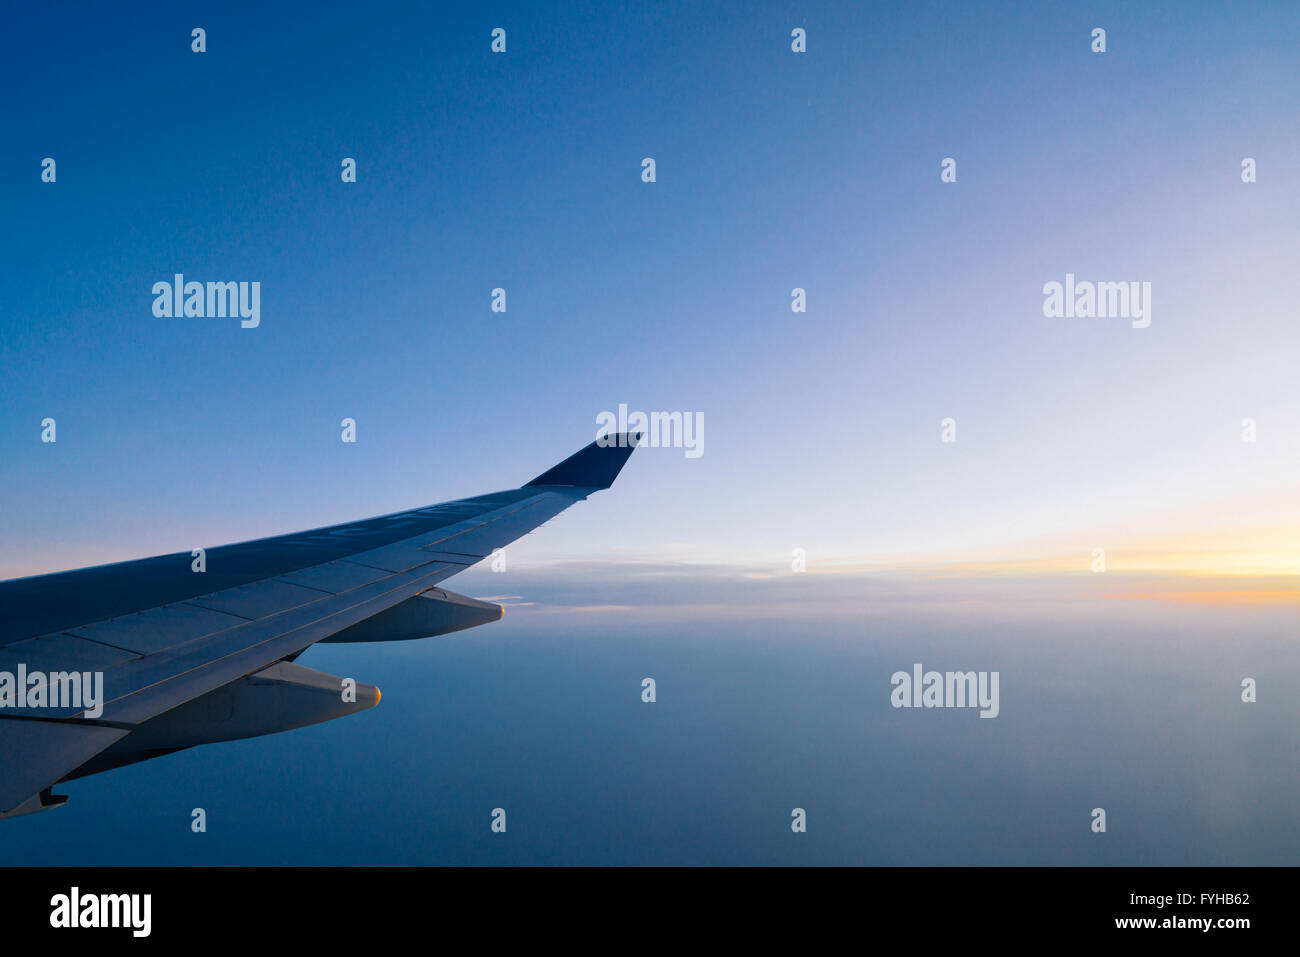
<box><xmin>524</xmin><ymin>433</ymin><xmax>643</xmax><ymax>489</ymax></box>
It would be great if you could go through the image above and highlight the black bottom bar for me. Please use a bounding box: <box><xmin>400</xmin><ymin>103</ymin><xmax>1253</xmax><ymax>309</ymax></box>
<box><xmin>0</xmin><ymin>866</ymin><xmax>1277</xmax><ymax>942</ymax></box>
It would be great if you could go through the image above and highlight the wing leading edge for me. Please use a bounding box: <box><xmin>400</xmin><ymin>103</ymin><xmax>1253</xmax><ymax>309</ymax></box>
<box><xmin>0</xmin><ymin>432</ymin><xmax>641</xmax><ymax>817</ymax></box>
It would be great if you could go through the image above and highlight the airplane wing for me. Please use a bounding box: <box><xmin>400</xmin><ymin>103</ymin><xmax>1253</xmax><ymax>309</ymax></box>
<box><xmin>0</xmin><ymin>432</ymin><xmax>641</xmax><ymax>818</ymax></box>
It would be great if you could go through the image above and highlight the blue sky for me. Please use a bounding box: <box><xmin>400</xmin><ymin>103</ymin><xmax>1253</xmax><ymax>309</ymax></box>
<box><xmin>3</xmin><ymin>1</ymin><xmax>1299</xmax><ymax>577</ymax></box>
<box><xmin>1</xmin><ymin>1</ymin><xmax>1299</xmax><ymax>863</ymax></box>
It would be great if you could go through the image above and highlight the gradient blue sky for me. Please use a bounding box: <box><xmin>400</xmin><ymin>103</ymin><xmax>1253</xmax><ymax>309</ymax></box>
<box><xmin>2</xmin><ymin>2</ymin><xmax>1299</xmax><ymax>864</ymax></box>
<box><xmin>3</xmin><ymin>1</ymin><xmax>1299</xmax><ymax>577</ymax></box>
